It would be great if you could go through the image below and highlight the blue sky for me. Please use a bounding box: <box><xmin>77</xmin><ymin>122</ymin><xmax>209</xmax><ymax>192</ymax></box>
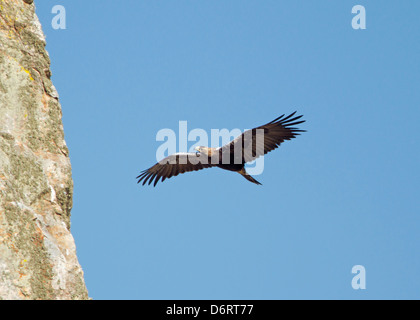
<box><xmin>35</xmin><ymin>1</ymin><xmax>419</xmax><ymax>299</ymax></box>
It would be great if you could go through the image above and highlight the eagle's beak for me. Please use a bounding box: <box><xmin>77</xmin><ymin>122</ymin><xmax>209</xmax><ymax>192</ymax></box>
<box><xmin>195</xmin><ymin>146</ymin><xmax>200</xmax><ymax>155</ymax></box>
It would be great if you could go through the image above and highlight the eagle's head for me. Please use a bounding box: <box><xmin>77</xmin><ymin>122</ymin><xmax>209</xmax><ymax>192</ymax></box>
<box><xmin>195</xmin><ymin>146</ymin><xmax>211</xmax><ymax>156</ymax></box>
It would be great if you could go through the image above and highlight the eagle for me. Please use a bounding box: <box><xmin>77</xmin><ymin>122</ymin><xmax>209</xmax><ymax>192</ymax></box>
<box><xmin>137</xmin><ymin>112</ymin><xmax>305</xmax><ymax>187</ymax></box>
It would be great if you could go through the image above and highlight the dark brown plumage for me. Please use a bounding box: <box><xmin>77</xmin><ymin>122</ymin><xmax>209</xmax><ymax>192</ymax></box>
<box><xmin>137</xmin><ymin>112</ymin><xmax>305</xmax><ymax>186</ymax></box>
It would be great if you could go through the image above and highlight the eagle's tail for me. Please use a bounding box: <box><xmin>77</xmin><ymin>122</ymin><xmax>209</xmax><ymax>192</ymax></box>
<box><xmin>238</xmin><ymin>168</ymin><xmax>262</xmax><ymax>185</ymax></box>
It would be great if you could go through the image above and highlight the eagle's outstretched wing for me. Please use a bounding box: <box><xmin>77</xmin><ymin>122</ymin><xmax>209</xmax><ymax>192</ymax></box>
<box><xmin>136</xmin><ymin>152</ymin><xmax>214</xmax><ymax>187</ymax></box>
<box><xmin>220</xmin><ymin>112</ymin><xmax>305</xmax><ymax>164</ymax></box>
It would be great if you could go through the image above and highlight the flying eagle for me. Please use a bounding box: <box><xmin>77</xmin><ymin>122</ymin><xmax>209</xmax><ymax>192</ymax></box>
<box><xmin>137</xmin><ymin>112</ymin><xmax>305</xmax><ymax>186</ymax></box>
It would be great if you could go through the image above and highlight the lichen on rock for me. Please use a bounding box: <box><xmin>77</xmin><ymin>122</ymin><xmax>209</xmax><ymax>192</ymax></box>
<box><xmin>0</xmin><ymin>0</ymin><xmax>88</xmax><ymax>299</ymax></box>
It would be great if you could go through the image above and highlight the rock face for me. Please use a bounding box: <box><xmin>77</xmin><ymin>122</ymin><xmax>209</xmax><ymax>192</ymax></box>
<box><xmin>0</xmin><ymin>0</ymin><xmax>88</xmax><ymax>299</ymax></box>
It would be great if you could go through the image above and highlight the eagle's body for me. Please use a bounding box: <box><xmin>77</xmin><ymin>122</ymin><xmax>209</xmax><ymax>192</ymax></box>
<box><xmin>137</xmin><ymin>112</ymin><xmax>305</xmax><ymax>186</ymax></box>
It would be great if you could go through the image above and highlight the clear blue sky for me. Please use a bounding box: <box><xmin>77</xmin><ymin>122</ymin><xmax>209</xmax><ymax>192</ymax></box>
<box><xmin>35</xmin><ymin>1</ymin><xmax>419</xmax><ymax>299</ymax></box>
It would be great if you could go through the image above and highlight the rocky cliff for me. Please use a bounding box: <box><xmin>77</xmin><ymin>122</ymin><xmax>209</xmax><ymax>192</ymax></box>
<box><xmin>0</xmin><ymin>0</ymin><xmax>88</xmax><ymax>299</ymax></box>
